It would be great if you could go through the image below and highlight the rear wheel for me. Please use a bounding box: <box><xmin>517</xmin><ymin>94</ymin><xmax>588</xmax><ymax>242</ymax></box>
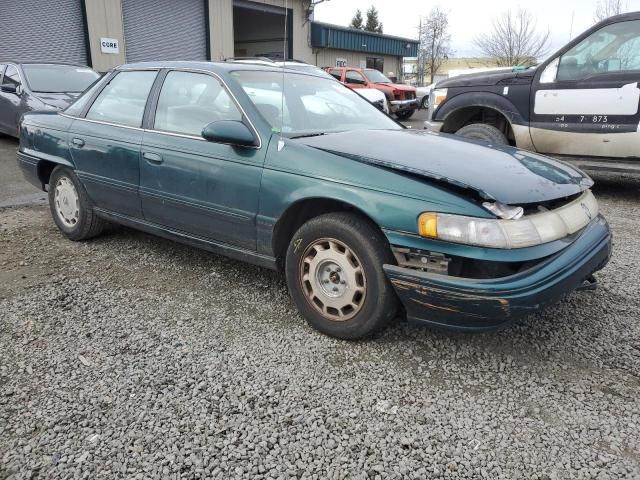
<box><xmin>455</xmin><ymin>123</ymin><xmax>508</xmax><ymax>145</ymax></box>
<box><xmin>396</xmin><ymin>109</ymin><xmax>416</xmax><ymax>120</ymax></box>
<box><xmin>421</xmin><ymin>96</ymin><xmax>429</xmax><ymax>109</ymax></box>
<box><xmin>285</xmin><ymin>212</ymin><xmax>398</xmax><ymax>340</ymax></box>
<box><xmin>48</xmin><ymin>166</ymin><xmax>106</xmax><ymax>241</ymax></box>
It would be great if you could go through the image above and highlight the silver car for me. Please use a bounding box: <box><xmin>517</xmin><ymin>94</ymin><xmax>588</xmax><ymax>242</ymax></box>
<box><xmin>0</xmin><ymin>62</ymin><xmax>99</xmax><ymax>137</ymax></box>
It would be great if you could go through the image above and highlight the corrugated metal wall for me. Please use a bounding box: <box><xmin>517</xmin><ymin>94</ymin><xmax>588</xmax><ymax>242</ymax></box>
<box><xmin>0</xmin><ymin>0</ymin><xmax>87</xmax><ymax>64</ymax></box>
<box><xmin>122</xmin><ymin>0</ymin><xmax>208</xmax><ymax>62</ymax></box>
<box><xmin>311</xmin><ymin>23</ymin><xmax>418</xmax><ymax>58</ymax></box>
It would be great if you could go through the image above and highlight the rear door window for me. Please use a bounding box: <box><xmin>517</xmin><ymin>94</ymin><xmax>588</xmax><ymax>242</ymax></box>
<box><xmin>328</xmin><ymin>68</ymin><xmax>343</xmax><ymax>81</ymax></box>
<box><xmin>85</xmin><ymin>70</ymin><xmax>157</xmax><ymax>127</ymax></box>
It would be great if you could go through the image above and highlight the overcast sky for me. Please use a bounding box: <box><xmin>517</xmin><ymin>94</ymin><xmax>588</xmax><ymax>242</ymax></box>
<box><xmin>314</xmin><ymin>0</ymin><xmax>640</xmax><ymax>57</ymax></box>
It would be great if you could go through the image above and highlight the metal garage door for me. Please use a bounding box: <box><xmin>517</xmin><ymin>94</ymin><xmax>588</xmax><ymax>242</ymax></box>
<box><xmin>123</xmin><ymin>0</ymin><xmax>208</xmax><ymax>62</ymax></box>
<box><xmin>0</xmin><ymin>0</ymin><xmax>87</xmax><ymax>65</ymax></box>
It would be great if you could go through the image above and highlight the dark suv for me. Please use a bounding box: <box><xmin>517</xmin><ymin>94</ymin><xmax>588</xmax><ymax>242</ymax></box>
<box><xmin>425</xmin><ymin>12</ymin><xmax>640</xmax><ymax>174</ymax></box>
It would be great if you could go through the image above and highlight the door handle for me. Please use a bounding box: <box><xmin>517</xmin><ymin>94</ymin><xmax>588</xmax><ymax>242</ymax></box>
<box><xmin>71</xmin><ymin>138</ymin><xmax>85</xmax><ymax>147</ymax></box>
<box><xmin>143</xmin><ymin>152</ymin><xmax>163</xmax><ymax>164</ymax></box>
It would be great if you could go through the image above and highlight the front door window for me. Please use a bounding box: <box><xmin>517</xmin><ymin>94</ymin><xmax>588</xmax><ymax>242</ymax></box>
<box><xmin>153</xmin><ymin>71</ymin><xmax>242</xmax><ymax>137</ymax></box>
<box><xmin>554</xmin><ymin>20</ymin><xmax>640</xmax><ymax>82</ymax></box>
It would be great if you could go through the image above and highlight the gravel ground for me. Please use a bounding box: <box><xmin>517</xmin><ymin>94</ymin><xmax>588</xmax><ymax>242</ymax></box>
<box><xmin>1</xmin><ymin>135</ymin><xmax>639</xmax><ymax>479</ymax></box>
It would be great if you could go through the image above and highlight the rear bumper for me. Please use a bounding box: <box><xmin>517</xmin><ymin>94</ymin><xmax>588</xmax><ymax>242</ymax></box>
<box><xmin>384</xmin><ymin>215</ymin><xmax>612</xmax><ymax>331</ymax></box>
<box><xmin>17</xmin><ymin>151</ymin><xmax>43</xmax><ymax>190</ymax></box>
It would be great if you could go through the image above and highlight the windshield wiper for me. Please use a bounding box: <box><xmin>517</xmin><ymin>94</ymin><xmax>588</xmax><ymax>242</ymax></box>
<box><xmin>288</xmin><ymin>132</ymin><xmax>329</xmax><ymax>139</ymax></box>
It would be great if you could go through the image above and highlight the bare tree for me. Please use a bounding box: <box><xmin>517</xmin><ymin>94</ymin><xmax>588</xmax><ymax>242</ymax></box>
<box><xmin>474</xmin><ymin>9</ymin><xmax>550</xmax><ymax>67</ymax></box>
<box><xmin>594</xmin><ymin>0</ymin><xmax>627</xmax><ymax>22</ymax></box>
<box><xmin>418</xmin><ymin>7</ymin><xmax>452</xmax><ymax>84</ymax></box>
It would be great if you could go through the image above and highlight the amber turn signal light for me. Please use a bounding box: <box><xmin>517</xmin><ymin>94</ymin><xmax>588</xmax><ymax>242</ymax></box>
<box><xmin>418</xmin><ymin>213</ymin><xmax>438</xmax><ymax>238</ymax></box>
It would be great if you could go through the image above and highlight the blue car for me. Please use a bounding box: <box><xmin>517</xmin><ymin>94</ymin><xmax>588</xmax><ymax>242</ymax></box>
<box><xmin>16</xmin><ymin>62</ymin><xmax>612</xmax><ymax>339</ymax></box>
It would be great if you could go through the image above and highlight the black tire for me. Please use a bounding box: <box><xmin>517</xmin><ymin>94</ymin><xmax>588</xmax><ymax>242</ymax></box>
<box><xmin>48</xmin><ymin>166</ymin><xmax>107</xmax><ymax>241</ymax></box>
<box><xmin>421</xmin><ymin>96</ymin><xmax>429</xmax><ymax>110</ymax></box>
<box><xmin>455</xmin><ymin>123</ymin><xmax>508</xmax><ymax>145</ymax></box>
<box><xmin>395</xmin><ymin>109</ymin><xmax>415</xmax><ymax>120</ymax></box>
<box><xmin>285</xmin><ymin>212</ymin><xmax>398</xmax><ymax>340</ymax></box>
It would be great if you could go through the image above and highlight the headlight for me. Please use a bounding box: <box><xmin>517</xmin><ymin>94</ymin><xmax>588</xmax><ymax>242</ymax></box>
<box><xmin>417</xmin><ymin>191</ymin><xmax>599</xmax><ymax>249</ymax></box>
<box><xmin>430</xmin><ymin>88</ymin><xmax>448</xmax><ymax>108</ymax></box>
<box><xmin>419</xmin><ymin>212</ymin><xmax>510</xmax><ymax>248</ymax></box>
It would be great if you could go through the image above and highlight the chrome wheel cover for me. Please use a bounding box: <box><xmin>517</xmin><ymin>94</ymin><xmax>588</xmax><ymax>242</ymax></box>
<box><xmin>299</xmin><ymin>238</ymin><xmax>367</xmax><ymax>321</ymax></box>
<box><xmin>54</xmin><ymin>176</ymin><xmax>80</xmax><ymax>228</ymax></box>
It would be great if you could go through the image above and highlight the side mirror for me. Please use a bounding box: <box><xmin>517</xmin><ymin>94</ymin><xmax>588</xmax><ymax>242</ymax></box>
<box><xmin>0</xmin><ymin>83</ymin><xmax>18</xmax><ymax>94</ymax></box>
<box><xmin>201</xmin><ymin>120</ymin><xmax>257</xmax><ymax>147</ymax></box>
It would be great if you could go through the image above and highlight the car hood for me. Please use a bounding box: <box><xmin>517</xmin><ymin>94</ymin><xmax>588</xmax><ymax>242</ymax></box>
<box><xmin>437</xmin><ymin>69</ymin><xmax>535</xmax><ymax>88</ymax></box>
<box><xmin>294</xmin><ymin>129</ymin><xmax>593</xmax><ymax>205</ymax></box>
<box><xmin>376</xmin><ymin>83</ymin><xmax>415</xmax><ymax>92</ymax></box>
<box><xmin>33</xmin><ymin>92</ymin><xmax>81</xmax><ymax>109</ymax></box>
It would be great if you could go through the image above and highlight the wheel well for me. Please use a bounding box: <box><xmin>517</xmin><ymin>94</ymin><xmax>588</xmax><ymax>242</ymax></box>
<box><xmin>441</xmin><ymin>107</ymin><xmax>515</xmax><ymax>145</ymax></box>
<box><xmin>37</xmin><ymin>160</ymin><xmax>58</xmax><ymax>189</ymax></box>
<box><xmin>272</xmin><ymin>198</ymin><xmax>380</xmax><ymax>270</ymax></box>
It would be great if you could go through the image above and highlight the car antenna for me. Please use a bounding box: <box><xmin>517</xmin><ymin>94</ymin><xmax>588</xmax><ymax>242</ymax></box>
<box><xmin>278</xmin><ymin>0</ymin><xmax>288</xmax><ymax>152</ymax></box>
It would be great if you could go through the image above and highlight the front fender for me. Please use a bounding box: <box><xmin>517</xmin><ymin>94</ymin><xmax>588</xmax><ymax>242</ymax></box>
<box><xmin>434</xmin><ymin>91</ymin><xmax>526</xmax><ymax>126</ymax></box>
<box><xmin>257</xmin><ymin>137</ymin><xmax>488</xmax><ymax>257</ymax></box>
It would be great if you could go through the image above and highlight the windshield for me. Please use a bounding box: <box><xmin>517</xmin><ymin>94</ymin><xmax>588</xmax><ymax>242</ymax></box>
<box><xmin>232</xmin><ymin>70</ymin><xmax>400</xmax><ymax>137</ymax></box>
<box><xmin>364</xmin><ymin>69</ymin><xmax>391</xmax><ymax>83</ymax></box>
<box><xmin>22</xmin><ymin>65</ymin><xmax>99</xmax><ymax>93</ymax></box>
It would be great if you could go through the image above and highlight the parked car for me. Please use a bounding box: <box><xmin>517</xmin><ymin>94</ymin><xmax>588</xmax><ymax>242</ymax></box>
<box><xmin>0</xmin><ymin>62</ymin><xmax>100</xmax><ymax>137</ymax></box>
<box><xmin>17</xmin><ymin>61</ymin><xmax>611</xmax><ymax>339</ymax></box>
<box><xmin>424</xmin><ymin>12</ymin><xmax>640</xmax><ymax>174</ymax></box>
<box><xmin>326</xmin><ymin>66</ymin><xmax>418</xmax><ymax>119</ymax></box>
<box><xmin>416</xmin><ymin>83</ymin><xmax>435</xmax><ymax>109</ymax></box>
<box><xmin>228</xmin><ymin>58</ymin><xmax>389</xmax><ymax>113</ymax></box>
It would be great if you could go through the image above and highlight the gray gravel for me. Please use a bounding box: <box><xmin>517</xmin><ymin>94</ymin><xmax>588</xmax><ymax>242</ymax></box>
<box><xmin>1</xmin><ymin>137</ymin><xmax>639</xmax><ymax>478</ymax></box>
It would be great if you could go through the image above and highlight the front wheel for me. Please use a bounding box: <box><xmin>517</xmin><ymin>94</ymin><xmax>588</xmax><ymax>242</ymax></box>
<box><xmin>285</xmin><ymin>213</ymin><xmax>398</xmax><ymax>340</ymax></box>
<box><xmin>48</xmin><ymin>166</ymin><xmax>107</xmax><ymax>241</ymax></box>
<box><xmin>455</xmin><ymin>123</ymin><xmax>508</xmax><ymax>145</ymax></box>
<box><xmin>395</xmin><ymin>109</ymin><xmax>416</xmax><ymax>120</ymax></box>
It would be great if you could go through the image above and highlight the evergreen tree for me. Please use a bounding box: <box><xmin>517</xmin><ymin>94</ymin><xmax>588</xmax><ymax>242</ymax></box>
<box><xmin>350</xmin><ymin>9</ymin><xmax>364</xmax><ymax>30</ymax></box>
<box><xmin>365</xmin><ymin>6</ymin><xmax>383</xmax><ymax>34</ymax></box>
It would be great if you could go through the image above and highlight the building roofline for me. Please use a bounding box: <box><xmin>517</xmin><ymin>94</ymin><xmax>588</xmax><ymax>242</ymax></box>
<box><xmin>310</xmin><ymin>21</ymin><xmax>418</xmax><ymax>45</ymax></box>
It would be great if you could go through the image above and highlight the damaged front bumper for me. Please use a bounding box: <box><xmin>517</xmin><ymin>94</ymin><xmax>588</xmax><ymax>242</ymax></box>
<box><xmin>390</xmin><ymin>98</ymin><xmax>419</xmax><ymax>113</ymax></box>
<box><xmin>384</xmin><ymin>215</ymin><xmax>612</xmax><ymax>331</ymax></box>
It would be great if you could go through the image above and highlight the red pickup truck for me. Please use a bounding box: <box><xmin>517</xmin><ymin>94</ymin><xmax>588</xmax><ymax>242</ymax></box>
<box><xmin>326</xmin><ymin>67</ymin><xmax>419</xmax><ymax>120</ymax></box>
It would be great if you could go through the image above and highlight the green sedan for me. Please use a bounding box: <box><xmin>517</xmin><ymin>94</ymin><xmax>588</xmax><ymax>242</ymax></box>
<box><xmin>17</xmin><ymin>62</ymin><xmax>611</xmax><ymax>339</ymax></box>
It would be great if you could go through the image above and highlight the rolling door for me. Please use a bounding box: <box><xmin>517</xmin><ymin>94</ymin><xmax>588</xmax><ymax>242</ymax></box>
<box><xmin>0</xmin><ymin>0</ymin><xmax>87</xmax><ymax>65</ymax></box>
<box><xmin>122</xmin><ymin>0</ymin><xmax>208</xmax><ymax>62</ymax></box>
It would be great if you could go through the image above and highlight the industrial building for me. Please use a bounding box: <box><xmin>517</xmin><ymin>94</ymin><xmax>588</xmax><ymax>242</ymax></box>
<box><xmin>0</xmin><ymin>0</ymin><xmax>418</xmax><ymax>75</ymax></box>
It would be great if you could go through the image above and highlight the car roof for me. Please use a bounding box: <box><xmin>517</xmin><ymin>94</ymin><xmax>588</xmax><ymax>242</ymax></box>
<box><xmin>0</xmin><ymin>61</ymin><xmax>89</xmax><ymax>67</ymax></box>
<box><xmin>116</xmin><ymin>60</ymin><xmax>322</xmax><ymax>77</ymax></box>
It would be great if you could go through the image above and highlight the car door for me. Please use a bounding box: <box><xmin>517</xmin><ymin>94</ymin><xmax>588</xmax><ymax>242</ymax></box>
<box><xmin>344</xmin><ymin>69</ymin><xmax>368</xmax><ymax>90</ymax></box>
<box><xmin>0</xmin><ymin>64</ymin><xmax>27</xmax><ymax>136</ymax></box>
<box><xmin>139</xmin><ymin>69</ymin><xmax>265</xmax><ymax>251</ymax></box>
<box><xmin>68</xmin><ymin>69</ymin><xmax>158</xmax><ymax>218</ymax></box>
<box><xmin>530</xmin><ymin>18</ymin><xmax>640</xmax><ymax>159</ymax></box>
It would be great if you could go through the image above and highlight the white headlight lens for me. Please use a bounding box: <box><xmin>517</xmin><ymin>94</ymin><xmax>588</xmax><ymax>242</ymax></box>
<box><xmin>436</xmin><ymin>214</ymin><xmax>509</xmax><ymax>248</ymax></box>
<box><xmin>418</xmin><ymin>191</ymin><xmax>599</xmax><ymax>249</ymax></box>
